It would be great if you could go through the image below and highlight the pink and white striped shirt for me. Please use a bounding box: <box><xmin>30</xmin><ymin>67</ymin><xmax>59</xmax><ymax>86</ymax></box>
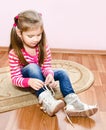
<box><xmin>8</xmin><ymin>45</ymin><xmax>54</xmax><ymax>88</ymax></box>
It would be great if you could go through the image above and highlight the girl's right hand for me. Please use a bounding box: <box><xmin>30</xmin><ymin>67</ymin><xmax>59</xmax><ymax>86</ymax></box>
<box><xmin>28</xmin><ymin>78</ymin><xmax>44</xmax><ymax>90</ymax></box>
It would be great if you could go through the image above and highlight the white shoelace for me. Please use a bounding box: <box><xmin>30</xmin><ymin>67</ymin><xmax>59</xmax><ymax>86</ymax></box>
<box><xmin>43</xmin><ymin>84</ymin><xmax>55</xmax><ymax>96</ymax></box>
<box><xmin>64</xmin><ymin>108</ymin><xmax>74</xmax><ymax>127</ymax></box>
<box><xmin>42</xmin><ymin>84</ymin><xmax>74</xmax><ymax>127</ymax></box>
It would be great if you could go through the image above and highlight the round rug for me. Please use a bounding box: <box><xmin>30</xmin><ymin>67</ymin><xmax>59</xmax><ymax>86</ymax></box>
<box><xmin>0</xmin><ymin>59</ymin><xmax>94</xmax><ymax>112</ymax></box>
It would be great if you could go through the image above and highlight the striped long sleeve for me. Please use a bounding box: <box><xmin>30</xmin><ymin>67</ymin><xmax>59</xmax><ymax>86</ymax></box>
<box><xmin>8</xmin><ymin>45</ymin><xmax>54</xmax><ymax>88</ymax></box>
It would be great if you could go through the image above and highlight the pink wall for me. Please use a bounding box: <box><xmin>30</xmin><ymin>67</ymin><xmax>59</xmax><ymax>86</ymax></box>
<box><xmin>0</xmin><ymin>0</ymin><xmax>106</xmax><ymax>50</ymax></box>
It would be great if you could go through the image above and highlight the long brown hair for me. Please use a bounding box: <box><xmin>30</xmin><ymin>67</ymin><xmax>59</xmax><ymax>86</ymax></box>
<box><xmin>8</xmin><ymin>10</ymin><xmax>47</xmax><ymax>66</ymax></box>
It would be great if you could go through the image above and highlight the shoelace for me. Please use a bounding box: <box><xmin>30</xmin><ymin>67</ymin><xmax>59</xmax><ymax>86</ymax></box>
<box><xmin>64</xmin><ymin>108</ymin><xmax>74</xmax><ymax>127</ymax></box>
<box><xmin>43</xmin><ymin>84</ymin><xmax>55</xmax><ymax>96</ymax></box>
<box><xmin>42</xmin><ymin>85</ymin><xmax>74</xmax><ymax>127</ymax></box>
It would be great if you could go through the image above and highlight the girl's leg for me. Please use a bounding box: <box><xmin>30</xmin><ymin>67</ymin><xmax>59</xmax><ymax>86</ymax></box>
<box><xmin>54</xmin><ymin>69</ymin><xmax>98</xmax><ymax>117</ymax></box>
<box><xmin>21</xmin><ymin>63</ymin><xmax>45</xmax><ymax>96</ymax></box>
<box><xmin>21</xmin><ymin>63</ymin><xmax>65</xmax><ymax>116</ymax></box>
<box><xmin>54</xmin><ymin>69</ymin><xmax>75</xmax><ymax>97</ymax></box>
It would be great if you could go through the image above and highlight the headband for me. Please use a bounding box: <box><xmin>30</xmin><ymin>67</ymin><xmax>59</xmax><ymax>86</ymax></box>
<box><xmin>13</xmin><ymin>15</ymin><xmax>19</xmax><ymax>27</ymax></box>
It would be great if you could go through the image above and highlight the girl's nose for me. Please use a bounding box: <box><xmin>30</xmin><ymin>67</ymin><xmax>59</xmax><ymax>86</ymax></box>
<box><xmin>33</xmin><ymin>37</ymin><xmax>39</xmax><ymax>42</ymax></box>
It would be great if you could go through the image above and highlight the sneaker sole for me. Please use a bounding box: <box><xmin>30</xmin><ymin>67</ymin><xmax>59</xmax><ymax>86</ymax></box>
<box><xmin>66</xmin><ymin>107</ymin><xmax>98</xmax><ymax>117</ymax></box>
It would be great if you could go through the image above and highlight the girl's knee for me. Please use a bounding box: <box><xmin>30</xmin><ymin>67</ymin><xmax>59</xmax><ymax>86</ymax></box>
<box><xmin>58</xmin><ymin>69</ymin><xmax>67</xmax><ymax>75</ymax></box>
<box><xmin>54</xmin><ymin>69</ymin><xmax>68</xmax><ymax>77</ymax></box>
<box><xmin>27</xmin><ymin>63</ymin><xmax>40</xmax><ymax>72</ymax></box>
<box><xmin>59</xmin><ymin>69</ymin><xmax>68</xmax><ymax>76</ymax></box>
<box><xmin>22</xmin><ymin>63</ymin><xmax>42</xmax><ymax>77</ymax></box>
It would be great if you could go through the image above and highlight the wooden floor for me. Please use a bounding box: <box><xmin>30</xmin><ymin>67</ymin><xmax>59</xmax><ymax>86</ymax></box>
<box><xmin>0</xmin><ymin>49</ymin><xmax>106</xmax><ymax>130</ymax></box>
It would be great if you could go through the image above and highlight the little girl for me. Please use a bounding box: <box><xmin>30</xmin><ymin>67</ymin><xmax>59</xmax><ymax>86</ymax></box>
<box><xmin>8</xmin><ymin>10</ymin><xmax>98</xmax><ymax>117</ymax></box>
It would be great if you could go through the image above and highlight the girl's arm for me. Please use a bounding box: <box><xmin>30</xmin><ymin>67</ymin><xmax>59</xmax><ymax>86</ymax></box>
<box><xmin>8</xmin><ymin>50</ymin><xmax>30</xmax><ymax>88</ymax></box>
<box><xmin>41</xmin><ymin>45</ymin><xmax>57</xmax><ymax>88</ymax></box>
<box><xmin>41</xmin><ymin>45</ymin><xmax>54</xmax><ymax>77</ymax></box>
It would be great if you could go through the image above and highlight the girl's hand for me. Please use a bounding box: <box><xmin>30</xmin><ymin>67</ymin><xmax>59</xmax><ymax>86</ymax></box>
<box><xmin>45</xmin><ymin>74</ymin><xmax>57</xmax><ymax>88</ymax></box>
<box><xmin>28</xmin><ymin>78</ymin><xmax>44</xmax><ymax>90</ymax></box>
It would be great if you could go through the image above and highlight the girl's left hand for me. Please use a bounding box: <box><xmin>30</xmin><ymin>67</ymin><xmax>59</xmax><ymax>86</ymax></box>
<box><xmin>45</xmin><ymin>74</ymin><xmax>57</xmax><ymax>88</ymax></box>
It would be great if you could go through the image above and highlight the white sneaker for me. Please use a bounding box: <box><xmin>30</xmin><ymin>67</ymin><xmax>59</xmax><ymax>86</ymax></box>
<box><xmin>64</xmin><ymin>93</ymin><xmax>98</xmax><ymax>117</ymax></box>
<box><xmin>38</xmin><ymin>90</ymin><xmax>65</xmax><ymax>116</ymax></box>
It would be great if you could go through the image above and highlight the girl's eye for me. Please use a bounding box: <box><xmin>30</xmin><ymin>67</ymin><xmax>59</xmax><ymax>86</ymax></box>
<box><xmin>27</xmin><ymin>34</ymin><xmax>41</xmax><ymax>38</ymax></box>
<box><xmin>37</xmin><ymin>34</ymin><xmax>42</xmax><ymax>36</ymax></box>
<box><xmin>28</xmin><ymin>35</ymin><xmax>33</xmax><ymax>38</ymax></box>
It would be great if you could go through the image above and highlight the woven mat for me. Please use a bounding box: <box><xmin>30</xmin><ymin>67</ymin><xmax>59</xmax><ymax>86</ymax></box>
<box><xmin>0</xmin><ymin>60</ymin><xmax>94</xmax><ymax>113</ymax></box>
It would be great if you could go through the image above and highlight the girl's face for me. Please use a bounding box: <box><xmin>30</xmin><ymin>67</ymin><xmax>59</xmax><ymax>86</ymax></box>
<box><xmin>21</xmin><ymin>26</ymin><xmax>43</xmax><ymax>48</ymax></box>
